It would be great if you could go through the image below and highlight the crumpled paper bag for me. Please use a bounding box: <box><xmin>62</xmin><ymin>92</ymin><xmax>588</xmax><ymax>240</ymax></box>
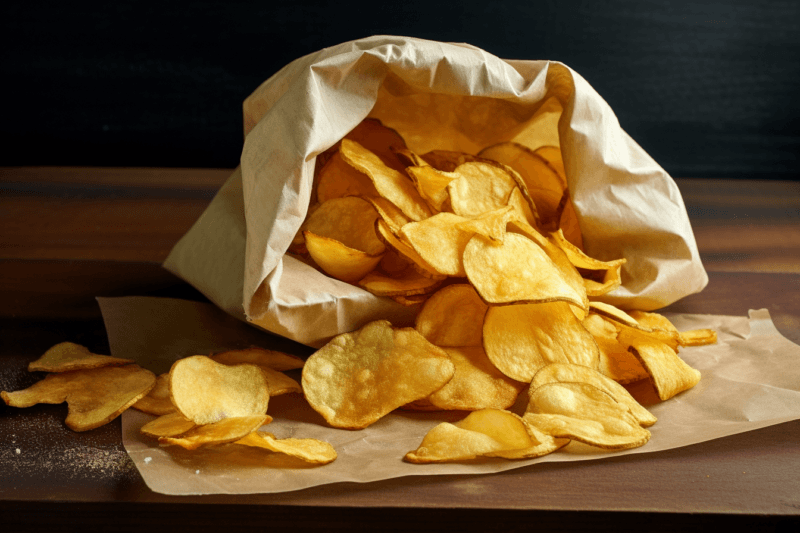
<box><xmin>164</xmin><ymin>35</ymin><xmax>707</xmax><ymax>347</ymax></box>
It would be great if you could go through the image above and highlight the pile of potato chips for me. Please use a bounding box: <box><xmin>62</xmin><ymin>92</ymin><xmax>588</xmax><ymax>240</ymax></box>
<box><xmin>2</xmin><ymin>117</ymin><xmax>718</xmax><ymax>469</ymax></box>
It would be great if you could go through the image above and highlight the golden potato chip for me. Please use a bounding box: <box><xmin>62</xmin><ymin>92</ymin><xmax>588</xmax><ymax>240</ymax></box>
<box><xmin>558</xmin><ymin>195</ymin><xmax>583</xmax><ymax>250</ymax></box>
<box><xmin>454</xmin><ymin>205</ymin><xmax>515</xmax><ymax>243</ymax></box>
<box><xmin>358</xmin><ymin>266</ymin><xmax>444</xmax><ymax>297</ymax></box>
<box><xmin>391</xmin><ymin>294</ymin><xmax>430</xmax><ymax>306</ymax></box>
<box><xmin>28</xmin><ymin>342</ymin><xmax>134</xmax><ymax>373</ymax></box>
<box><xmin>582</xmin><ymin>313</ymin><xmax>649</xmax><ymax>384</ymax></box>
<box><xmin>446</xmin><ymin>162</ymin><xmax>517</xmax><ymax>218</ymax></box>
<box><xmin>421</xmin><ymin>150</ymin><xmax>486</xmax><ymax>172</ymax></box>
<box><xmin>160</xmin><ymin>414</ymin><xmax>271</xmax><ymax>450</ymax></box>
<box><xmin>340</xmin><ymin>139</ymin><xmax>432</xmax><ymax>221</ymax></box>
<box><xmin>533</xmin><ymin>145</ymin><xmax>567</xmax><ymax>184</ymax></box>
<box><xmin>626</xmin><ymin>311</ymin><xmax>717</xmax><ymax>348</ymax></box>
<box><xmin>405</xmin><ymin>164</ymin><xmax>455</xmax><ymax>211</ymax></box>
<box><xmin>140</xmin><ymin>411</ymin><xmax>196</xmax><ymax>438</ymax></box>
<box><xmin>463</xmin><ymin>233</ymin><xmax>587</xmax><ymax>309</ymax></box>
<box><xmin>169</xmin><ymin>355</ymin><xmax>269</xmax><ymax>425</ymax></box>
<box><xmin>506</xmin><ymin>186</ymin><xmax>538</xmax><ymax>228</ymax></box>
<box><xmin>415</xmin><ymin>284</ymin><xmax>487</xmax><ymax>347</ymax></box>
<box><xmin>209</xmin><ymin>347</ymin><xmax>304</xmax><ymax>372</ymax></box>
<box><xmin>374</xmin><ymin>219</ymin><xmax>443</xmax><ymax>279</ymax></box>
<box><xmin>260</xmin><ymin>367</ymin><xmax>302</xmax><ymax>397</ymax></box>
<box><xmin>338</xmin><ymin>118</ymin><xmax>408</xmax><ymax>173</ymax></box>
<box><xmin>589</xmin><ymin>301</ymin><xmax>640</xmax><ymax>328</ymax></box>
<box><xmin>365</xmin><ymin>196</ymin><xmax>412</xmax><ymax>234</ymax></box>
<box><xmin>550</xmin><ymin>230</ymin><xmax>625</xmax><ymax>297</ymax></box>
<box><xmin>303</xmin><ymin>196</ymin><xmax>385</xmax><ymax>256</ymax></box>
<box><xmin>404</xmin><ymin>408</ymin><xmax>565</xmax><ymax>463</ymax></box>
<box><xmin>618</xmin><ymin>328</ymin><xmax>701</xmax><ymax>401</ymax></box>
<box><xmin>399</xmin><ymin>212</ymin><xmax>477</xmax><ymax>276</ymax></box>
<box><xmin>530</xmin><ymin>363</ymin><xmax>656</xmax><ymax>427</ymax></box>
<box><xmin>2</xmin><ymin>364</ymin><xmax>155</xmax><ymax>432</ymax></box>
<box><xmin>236</xmin><ymin>431</ymin><xmax>337</xmax><ymax>465</ymax></box>
<box><xmin>132</xmin><ymin>372</ymin><xmax>176</xmax><ymax>416</ymax></box>
<box><xmin>483</xmin><ymin>301</ymin><xmax>600</xmax><ymax>382</ymax></box>
<box><xmin>316</xmin><ymin>151</ymin><xmax>380</xmax><ymax>204</ymax></box>
<box><xmin>301</xmin><ymin>320</ymin><xmax>455</xmax><ymax>429</ymax></box>
<box><xmin>678</xmin><ymin>328</ymin><xmax>718</xmax><ymax>347</ymax></box>
<box><xmin>525</xmin><ymin>382</ymin><xmax>651</xmax><ymax>450</ymax></box>
<box><xmin>304</xmin><ymin>231</ymin><xmax>384</xmax><ymax>283</ymax></box>
<box><xmin>427</xmin><ymin>346</ymin><xmax>526</xmax><ymax>411</ymax></box>
<box><xmin>391</xmin><ymin>146</ymin><xmax>428</xmax><ymax>168</ymax></box>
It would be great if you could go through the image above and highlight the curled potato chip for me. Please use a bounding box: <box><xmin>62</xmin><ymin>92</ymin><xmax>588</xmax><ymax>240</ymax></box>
<box><xmin>303</xmin><ymin>196</ymin><xmax>385</xmax><ymax>256</ymax></box>
<box><xmin>132</xmin><ymin>372</ymin><xmax>176</xmax><ymax>416</ymax></box>
<box><xmin>525</xmin><ymin>382</ymin><xmax>651</xmax><ymax>450</ymax></box>
<box><xmin>316</xmin><ymin>151</ymin><xmax>379</xmax><ymax>204</ymax></box>
<box><xmin>618</xmin><ymin>328</ymin><xmax>701</xmax><ymax>401</ymax></box>
<box><xmin>678</xmin><ymin>328</ymin><xmax>718</xmax><ymax>347</ymax></box>
<box><xmin>530</xmin><ymin>363</ymin><xmax>656</xmax><ymax>427</ymax></box>
<box><xmin>2</xmin><ymin>364</ymin><xmax>155</xmax><ymax>432</ymax></box>
<box><xmin>301</xmin><ymin>320</ymin><xmax>455</xmax><ymax>429</ymax></box>
<box><xmin>236</xmin><ymin>432</ymin><xmax>337</xmax><ymax>465</ymax></box>
<box><xmin>304</xmin><ymin>231</ymin><xmax>384</xmax><ymax>283</ymax></box>
<box><xmin>404</xmin><ymin>408</ymin><xmax>565</xmax><ymax>463</ymax></box>
<box><xmin>365</xmin><ymin>196</ymin><xmax>412</xmax><ymax>234</ymax></box>
<box><xmin>421</xmin><ymin>150</ymin><xmax>486</xmax><ymax>172</ymax></box>
<box><xmin>169</xmin><ymin>355</ymin><xmax>269</xmax><ymax>425</ymax></box>
<box><xmin>28</xmin><ymin>342</ymin><xmax>133</xmax><ymax>373</ymax></box>
<box><xmin>405</xmin><ymin>165</ymin><xmax>456</xmax><ymax>211</ymax></box>
<box><xmin>358</xmin><ymin>266</ymin><xmax>444</xmax><ymax>297</ymax></box>
<box><xmin>446</xmin><ymin>162</ymin><xmax>517</xmax><ymax>218</ymax></box>
<box><xmin>427</xmin><ymin>346</ymin><xmax>526</xmax><ymax>411</ymax></box>
<box><xmin>582</xmin><ymin>313</ymin><xmax>649</xmax><ymax>384</ymax></box>
<box><xmin>140</xmin><ymin>411</ymin><xmax>196</xmax><ymax>438</ymax></box>
<box><xmin>550</xmin><ymin>229</ymin><xmax>625</xmax><ymax>297</ymax></box>
<box><xmin>160</xmin><ymin>414</ymin><xmax>271</xmax><ymax>450</ymax></box>
<box><xmin>483</xmin><ymin>301</ymin><xmax>600</xmax><ymax>383</ymax></box>
<box><xmin>375</xmin><ymin>219</ymin><xmax>443</xmax><ymax>279</ymax></box>
<box><xmin>415</xmin><ymin>284</ymin><xmax>487</xmax><ymax>347</ymax></box>
<box><xmin>340</xmin><ymin>139</ymin><xmax>432</xmax><ymax>221</ymax></box>
<box><xmin>463</xmin><ymin>232</ymin><xmax>587</xmax><ymax>309</ymax></box>
<box><xmin>399</xmin><ymin>212</ymin><xmax>477</xmax><ymax>276</ymax></box>
<box><xmin>209</xmin><ymin>347</ymin><xmax>304</xmax><ymax>372</ymax></box>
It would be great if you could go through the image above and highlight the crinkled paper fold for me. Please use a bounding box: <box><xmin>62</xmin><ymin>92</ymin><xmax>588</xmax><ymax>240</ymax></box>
<box><xmin>164</xmin><ymin>35</ymin><xmax>706</xmax><ymax>347</ymax></box>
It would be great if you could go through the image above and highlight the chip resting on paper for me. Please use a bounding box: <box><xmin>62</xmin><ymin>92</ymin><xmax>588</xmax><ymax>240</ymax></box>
<box><xmin>27</xmin><ymin>341</ymin><xmax>134</xmax><ymax>372</ymax></box>
<box><xmin>2</xmin><ymin>364</ymin><xmax>156</xmax><ymax>432</ymax></box>
<box><xmin>236</xmin><ymin>431</ymin><xmax>338</xmax><ymax>465</ymax></box>
<box><xmin>301</xmin><ymin>320</ymin><xmax>455</xmax><ymax>429</ymax></box>
<box><xmin>131</xmin><ymin>372</ymin><xmax>176</xmax><ymax>416</ymax></box>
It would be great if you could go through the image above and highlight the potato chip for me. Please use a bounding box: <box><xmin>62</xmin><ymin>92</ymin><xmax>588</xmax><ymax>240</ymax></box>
<box><xmin>404</xmin><ymin>408</ymin><xmax>565</xmax><ymax>463</ymax></box>
<box><xmin>454</xmin><ymin>205</ymin><xmax>515</xmax><ymax>243</ymax></box>
<box><xmin>415</xmin><ymin>284</ymin><xmax>487</xmax><ymax>347</ymax></box>
<box><xmin>301</xmin><ymin>320</ymin><xmax>455</xmax><ymax>429</ymax></box>
<box><xmin>463</xmin><ymin>233</ymin><xmax>587</xmax><ymax>309</ymax></box>
<box><xmin>530</xmin><ymin>363</ymin><xmax>656</xmax><ymax>427</ymax></box>
<box><xmin>427</xmin><ymin>346</ymin><xmax>526</xmax><ymax>411</ymax></box>
<box><xmin>446</xmin><ymin>162</ymin><xmax>517</xmax><ymax>218</ymax></box>
<box><xmin>558</xmin><ymin>195</ymin><xmax>583</xmax><ymax>250</ymax></box>
<box><xmin>27</xmin><ymin>342</ymin><xmax>134</xmax><ymax>373</ymax></box>
<box><xmin>2</xmin><ymin>364</ymin><xmax>156</xmax><ymax>431</ymax></box>
<box><xmin>236</xmin><ymin>431</ymin><xmax>337</xmax><ymax>465</ymax></box>
<box><xmin>364</xmin><ymin>196</ymin><xmax>412</xmax><ymax>234</ymax></box>
<box><xmin>340</xmin><ymin>139</ymin><xmax>432</xmax><ymax>221</ymax></box>
<box><xmin>131</xmin><ymin>372</ymin><xmax>176</xmax><ymax>416</ymax></box>
<box><xmin>140</xmin><ymin>411</ymin><xmax>196</xmax><ymax>438</ymax></box>
<box><xmin>338</xmin><ymin>118</ymin><xmax>408</xmax><ymax>173</ymax></box>
<box><xmin>525</xmin><ymin>382</ymin><xmax>651</xmax><ymax>450</ymax></box>
<box><xmin>169</xmin><ymin>355</ymin><xmax>269</xmax><ymax>425</ymax></box>
<box><xmin>304</xmin><ymin>231</ymin><xmax>384</xmax><ymax>283</ymax></box>
<box><xmin>582</xmin><ymin>313</ymin><xmax>649</xmax><ymax>384</ymax></box>
<box><xmin>678</xmin><ymin>328</ymin><xmax>718</xmax><ymax>347</ymax></box>
<box><xmin>209</xmin><ymin>347</ymin><xmax>304</xmax><ymax>372</ymax></box>
<box><xmin>391</xmin><ymin>293</ymin><xmax>430</xmax><ymax>306</ymax></box>
<box><xmin>618</xmin><ymin>328</ymin><xmax>701</xmax><ymax>401</ymax></box>
<box><xmin>533</xmin><ymin>145</ymin><xmax>567</xmax><ymax>184</ymax></box>
<box><xmin>303</xmin><ymin>196</ymin><xmax>385</xmax><ymax>256</ymax></box>
<box><xmin>358</xmin><ymin>266</ymin><xmax>444</xmax><ymax>297</ymax></box>
<box><xmin>405</xmin><ymin>164</ymin><xmax>455</xmax><ymax>211</ymax></box>
<box><xmin>421</xmin><ymin>150</ymin><xmax>486</xmax><ymax>172</ymax></box>
<box><xmin>506</xmin><ymin>186</ymin><xmax>538</xmax><ymax>227</ymax></box>
<box><xmin>626</xmin><ymin>311</ymin><xmax>717</xmax><ymax>348</ymax></box>
<box><xmin>259</xmin><ymin>367</ymin><xmax>302</xmax><ymax>397</ymax></box>
<box><xmin>399</xmin><ymin>212</ymin><xmax>477</xmax><ymax>277</ymax></box>
<box><xmin>483</xmin><ymin>301</ymin><xmax>600</xmax><ymax>382</ymax></box>
<box><xmin>160</xmin><ymin>414</ymin><xmax>271</xmax><ymax>450</ymax></box>
<box><xmin>316</xmin><ymin>151</ymin><xmax>380</xmax><ymax>204</ymax></box>
<box><xmin>375</xmin><ymin>219</ymin><xmax>443</xmax><ymax>279</ymax></box>
<box><xmin>550</xmin><ymin>230</ymin><xmax>625</xmax><ymax>297</ymax></box>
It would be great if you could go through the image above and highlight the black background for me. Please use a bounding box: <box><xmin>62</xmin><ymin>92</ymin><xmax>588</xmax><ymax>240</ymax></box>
<box><xmin>2</xmin><ymin>0</ymin><xmax>799</xmax><ymax>180</ymax></box>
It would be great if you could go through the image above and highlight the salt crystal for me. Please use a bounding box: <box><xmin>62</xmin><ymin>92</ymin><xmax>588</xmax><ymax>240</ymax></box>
<box><xmin>144</xmin><ymin>457</ymin><xmax>152</xmax><ymax>464</ymax></box>
<box><xmin>195</xmin><ymin>470</ymin><xmax>200</xmax><ymax>474</ymax></box>
<box><xmin>15</xmin><ymin>448</ymin><xmax>21</xmax><ymax>455</ymax></box>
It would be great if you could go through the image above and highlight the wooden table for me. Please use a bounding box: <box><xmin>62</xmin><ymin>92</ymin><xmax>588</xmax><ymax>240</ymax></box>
<box><xmin>1</xmin><ymin>168</ymin><xmax>799</xmax><ymax>531</ymax></box>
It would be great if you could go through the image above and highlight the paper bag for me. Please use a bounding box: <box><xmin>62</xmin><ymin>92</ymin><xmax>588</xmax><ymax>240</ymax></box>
<box><xmin>165</xmin><ymin>36</ymin><xmax>707</xmax><ymax>347</ymax></box>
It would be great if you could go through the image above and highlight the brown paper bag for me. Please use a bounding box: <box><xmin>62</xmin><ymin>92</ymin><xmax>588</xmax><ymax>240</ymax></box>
<box><xmin>164</xmin><ymin>36</ymin><xmax>707</xmax><ymax>347</ymax></box>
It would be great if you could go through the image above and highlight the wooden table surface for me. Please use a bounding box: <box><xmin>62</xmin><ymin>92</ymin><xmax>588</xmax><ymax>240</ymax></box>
<box><xmin>1</xmin><ymin>167</ymin><xmax>799</xmax><ymax>532</ymax></box>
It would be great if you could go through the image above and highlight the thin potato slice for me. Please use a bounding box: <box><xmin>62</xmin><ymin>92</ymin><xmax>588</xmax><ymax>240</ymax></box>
<box><xmin>304</xmin><ymin>231</ymin><xmax>384</xmax><ymax>283</ymax></box>
<box><xmin>131</xmin><ymin>372</ymin><xmax>176</xmax><ymax>415</ymax></box>
<box><xmin>2</xmin><ymin>364</ymin><xmax>156</xmax><ymax>432</ymax></box>
<box><xmin>140</xmin><ymin>411</ymin><xmax>196</xmax><ymax>438</ymax></box>
<box><xmin>303</xmin><ymin>196</ymin><xmax>385</xmax><ymax>256</ymax></box>
<box><xmin>405</xmin><ymin>165</ymin><xmax>456</xmax><ymax>212</ymax></box>
<box><xmin>301</xmin><ymin>320</ymin><xmax>455</xmax><ymax>429</ymax></box>
<box><xmin>454</xmin><ymin>205</ymin><xmax>515</xmax><ymax>243</ymax></box>
<box><xmin>427</xmin><ymin>347</ymin><xmax>526</xmax><ymax>411</ymax></box>
<box><xmin>358</xmin><ymin>267</ymin><xmax>444</xmax><ymax>297</ymax></box>
<box><xmin>209</xmin><ymin>347</ymin><xmax>304</xmax><ymax>372</ymax></box>
<box><xmin>525</xmin><ymin>382</ymin><xmax>651</xmax><ymax>450</ymax></box>
<box><xmin>261</xmin><ymin>367</ymin><xmax>302</xmax><ymax>397</ymax></box>
<box><xmin>421</xmin><ymin>150</ymin><xmax>486</xmax><ymax>172</ymax></box>
<box><xmin>530</xmin><ymin>363</ymin><xmax>656</xmax><ymax>427</ymax></box>
<box><xmin>483</xmin><ymin>302</ymin><xmax>600</xmax><ymax>382</ymax></box>
<box><xmin>404</xmin><ymin>408</ymin><xmax>565</xmax><ymax>463</ymax></box>
<box><xmin>582</xmin><ymin>313</ymin><xmax>649</xmax><ymax>384</ymax></box>
<box><xmin>316</xmin><ymin>151</ymin><xmax>379</xmax><ymax>204</ymax></box>
<box><xmin>447</xmin><ymin>162</ymin><xmax>517</xmax><ymax>218</ymax></box>
<box><xmin>618</xmin><ymin>328</ymin><xmax>701</xmax><ymax>401</ymax></box>
<box><xmin>550</xmin><ymin>230</ymin><xmax>625</xmax><ymax>297</ymax></box>
<box><xmin>159</xmin><ymin>414</ymin><xmax>271</xmax><ymax>450</ymax></box>
<box><xmin>399</xmin><ymin>212</ymin><xmax>476</xmax><ymax>276</ymax></box>
<box><xmin>463</xmin><ymin>233</ymin><xmax>587</xmax><ymax>309</ymax></box>
<box><xmin>169</xmin><ymin>355</ymin><xmax>269</xmax><ymax>425</ymax></box>
<box><xmin>679</xmin><ymin>329</ymin><xmax>718</xmax><ymax>347</ymax></box>
<box><xmin>375</xmin><ymin>219</ymin><xmax>443</xmax><ymax>279</ymax></box>
<box><xmin>236</xmin><ymin>431</ymin><xmax>337</xmax><ymax>465</ymax></box>
<box><xmin>318</xmin><ymin>118</ymin><xmax>409</xmax><ymax>174</ymax></box>
<box><xmin>365</xmin><ymin>196</ymin><xmax>412</xmax><ymax>234</ymax></box>
<box><xmin>28</xmin><ymin>342</ymin><xmax>133</xmax><ymax>373</ymax></box>
<box><xmin>340</xmin><ymin>139</ymin><xmax>432</xmax><ymax>221</ymax></box>
<box><xmin>415</xmin><ymin>284</ymin><xmax>488</xmax><ymax>347</ymax></box>
<box><xmin>506</xmin><ymin>187</ymin><xmax>538</xmax><ymax>228</ymax></box>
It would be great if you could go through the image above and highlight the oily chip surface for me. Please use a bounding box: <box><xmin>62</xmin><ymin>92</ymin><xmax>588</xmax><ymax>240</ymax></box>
<box><xmin>301</xmin><ymin>320</ymin><xmax>455</xmax><ymax>429</ymax></box>
<box><xmin>28</xmin><ymin>342</ymin><xmax>134</xmax><ymax>372</ymax></box>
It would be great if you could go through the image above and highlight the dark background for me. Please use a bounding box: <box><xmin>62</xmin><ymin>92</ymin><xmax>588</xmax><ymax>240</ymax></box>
<box><xmin>2</xmin><ymin>0</ymin><xmax>799</xmax><ymax>180</ymax></box>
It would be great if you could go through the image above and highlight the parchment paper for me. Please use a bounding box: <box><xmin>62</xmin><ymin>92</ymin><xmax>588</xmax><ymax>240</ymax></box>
<box><xmin>101</xmin><ymin>298</ymin><xmax>800</xmax><ymax>496</ymax></box>
<box><xmin>163</xmin><ymin>36</ymin><xmax>707</xmax><ymax>348</ymax></box>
